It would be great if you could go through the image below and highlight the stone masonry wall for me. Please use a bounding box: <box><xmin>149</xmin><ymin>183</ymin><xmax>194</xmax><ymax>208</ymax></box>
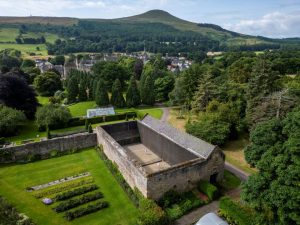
<box><xmin>96</xmin><ymin>126</ymin><xmax>148</xmax><ymax>197</ymax></box>
<box><xmin>0</xmin><ymin>133</ymin><xmax>97</xmax><ymax>163</ymax></box>
<box><xmin>146</xmin><ymin>149</ymin><xmax>225</xmax><ymax>200</ymax></box>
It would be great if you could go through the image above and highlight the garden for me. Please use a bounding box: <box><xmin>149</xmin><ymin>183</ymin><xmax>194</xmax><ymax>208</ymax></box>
<box><xmin>0</xmin><ymin>148</ymin><xmax>138</xmax><ymax>225</ymax></box>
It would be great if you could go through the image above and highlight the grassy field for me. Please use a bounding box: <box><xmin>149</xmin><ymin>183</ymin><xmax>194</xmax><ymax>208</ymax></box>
<box><xmin>0</xmin><ymin>28</ymin><xmax>19</xmax><ymax>42</ymax></box>
<box><xmin>0</xmin><ymin>43</ymin><xmax>48</xmax><ymax>56</ymax></box>
<box><xmin>0</xmin><ymin>148</ymin><xmax>138</xmax><ymax>225</ymax></box>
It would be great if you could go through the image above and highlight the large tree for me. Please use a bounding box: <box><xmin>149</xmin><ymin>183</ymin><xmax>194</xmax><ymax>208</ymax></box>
<box><xmin>95</xmin><ymin>79</ymin><xmax>109</xmax><ymax>107</ymax></box>
<box><xmin>67</xmin><ymin>75</ymin><xmax>79</xmax><ymax>103</ymax></box>
<box><xmin>141</xmin><ymin>75</ymin><xmax>155</xmax><ymax>105</ymax></box>
<box><xmin>0</xmin><ymin>105</ymin><xmax>26</xmax><ymax>136</ymax></box>
<box><xmin>111</xmin><ymin>79</ymin><xmax>126</xmax><ymax>108</ymax></box>
<box><xmin>36</xmin><ymin>104</ymin><xmax>72</xmax><ymax>130</ymax></box>
<box><xmin>126</xmin><ymin>76</ymin><xmax>140</xmax><ymax>107</ymax></box>
<box><xmin>34</xmin><ymin>72</ymin><xmax>62</xmax><ymax>97</ymax></box>
<box><xmin>0</xmin><ymin>73</ymin><xmax>38</xmax><ymax>119</ymax></box>
<box><xmin>242</xmin><ymin>107</ymin><xmax>300</xmax><ymax>225</ymax></box>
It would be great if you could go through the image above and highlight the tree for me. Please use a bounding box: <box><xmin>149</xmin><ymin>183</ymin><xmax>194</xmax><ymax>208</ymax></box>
<box><xmin>50</xmin><ymin>55</ymin><xmax>65</xmax><ymax>65</ymax></box>
<box><xmin>0</xmin><ymin>73</ymin><xmax>38</xmax><ymax>119</ymax></box>
<box><xmin>67</xmin><ymin>76</ymin><xmax>79</xmax><ymax>103</ymax></box>
<box><xmin>111</xmin><ymin>79</ymin><xmax>126</xmax><ymax>108</ymax></box>
<box><xmin>78</xmin><ymin>78</ymin><xmax>87</xmax><ymax>101</ymax></box>
<box><xmin>126</xmin><ymin>76</ymin><xmax>140</xmax><ymax>107</ymax></box>
<box><xmin>242</xmin><ymin>107</ymin><xmax>300</xmax><ymax>225</ymax></box>
<box><xmin>0</xmin><ymin>105</ymin><xmax>26</xmax><ymax>136</ymax></box>
<box><xmin>141</xmin><ymin>75</ymin><xmax>155</xmax><ymax>105</ymax></box>
<box><xmin>154</xmin><ymin>74</ymin><xmax>174</xmax><ymax>102</ymax></box>
<box><xmin>95</xmin><ymin>79</ymin><xmax>109</xmax><ymax>107</ymax></box>
<box><xmin>36</xmin><ymin>104</ymin><xmax>72</xmax><ymax>130</ymax></box>
<box><xmin>34</xmin><ymin>72</ymin><xmax>62</xmax><ymax>96</ymax></box>
<box><xmin>88</xmin><ymin>124</ymin><xmax>93</xmax><ymax>133</ymax></box>
<box><xmin>21</xmin><ymin>59</ymin><xmax>35</xmax><ymax>69</ymax></box>
<box><xmin>246</xmin><ymin>57</ymin><xmax>280</xmax><ymax>126</ymax></box>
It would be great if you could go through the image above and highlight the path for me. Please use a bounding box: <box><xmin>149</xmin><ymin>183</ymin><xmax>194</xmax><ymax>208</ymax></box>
<box><xmin>160</xmin><ymin>107</ymin><xmax>170</xmax><ymax>122</ymax></box>
<box><xmin>225</xmin><ymin>162</ymin><xmax>249</xmax><ymax>181</ymax></box>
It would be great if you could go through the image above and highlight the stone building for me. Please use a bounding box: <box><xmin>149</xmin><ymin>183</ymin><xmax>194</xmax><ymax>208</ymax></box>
<box><xmin>96</xmin><ymin>115</ymin><xmax>225</xmax><ymax>200</ymax></box>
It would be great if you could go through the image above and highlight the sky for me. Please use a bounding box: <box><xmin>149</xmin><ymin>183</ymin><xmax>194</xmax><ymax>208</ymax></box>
<box><xmin>0</xmin><ymin>0</ymin><xmax>299</xmax><ymax>38</ymax></box>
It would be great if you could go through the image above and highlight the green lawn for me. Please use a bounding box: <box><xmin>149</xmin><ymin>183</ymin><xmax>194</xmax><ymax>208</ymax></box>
<box><xmin>0</xmin><ymin>28</ymin><xmax>19</xmax><ymax>42</ymax></box>
<box><xmin>68</xmin><ymin>101</ymin><xmax>163</xmax><ymax>119</ymax></box>
<box><xmin>0</xmin><ymin>149</ymin><xmax>138</xmax><ymax>225</ymax></box>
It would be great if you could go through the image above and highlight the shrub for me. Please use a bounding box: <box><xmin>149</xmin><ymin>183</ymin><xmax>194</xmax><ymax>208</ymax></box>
<box><xmin>138</xmin><ymin>198</ymin><xmax>169</xmax><ymax>225</ymax></box>
<box><xmin>165</xmin><ymin>204</ymin><xmax>183</xmax><ymax>221</ymax></box>
<box><xmin>0</xmin><ymin>105</ymin><xmax>26</xmax><ymax>137</ymax></box>
<box><xmin>158</xmin><ymin>190</ymin><xmax>181</xmax><ymax>208</ymax></box>
<box><xmin>64</xmin><ymin>201</ymin><xmax>109</xmax><ymax>221</ymax></box>
<box><xmin>54</xmin><ymin>192</ymin><xmax>103</xmax><ymax>213</ymax></box>
<box><xmin>55</xmin><ymin>184</ymin><xmax>98</xmax><ymax>201</ymax></box>
<box><xmin>197</xmin><ymin>180</ymin><xmax>218</xmax><ymax>201</ymax></box>
<box><xmin>219</xmin><ymin>197</ymin><xmax>254</xmax><ymax>225</ymax></box>
<box><xmin>36</xmin><ymin>105</ymin><xmax>72</xmax><ymax>131</ymax></box>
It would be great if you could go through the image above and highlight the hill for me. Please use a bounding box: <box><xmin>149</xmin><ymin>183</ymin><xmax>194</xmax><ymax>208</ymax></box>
<box><xmin>0</xmin><ymin>10</ymin><xmax>299</xmax><ymax>55</ymax></box>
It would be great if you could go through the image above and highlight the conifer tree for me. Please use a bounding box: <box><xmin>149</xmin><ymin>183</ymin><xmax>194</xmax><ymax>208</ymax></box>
<box><xmin>126</xmin><ymin>76</ymin><xmax>140</xmax><ymax>107</ymax></box>
<box><xmin>67</xmin><ymin>76</ymin><xmax>79</xmax><ymax>103</ymax></box>
<box><xmin>141</xmin><ymin>75</ymin><xmax>155</xmax><ymax>105</ymax></box>
<box><xmin>95</xmin><ymin>79</ymin><xmax>109</xmax><ymax>106</ymax></box>
<box><xmin>78</xmin><ymin>78</ymin><xmax>87</xmax><ymax>101</ymax></box>
<box><xmin>111</xmin><ymin>79</ymin><xmax>126</xmax><ymax>108</ymax></box>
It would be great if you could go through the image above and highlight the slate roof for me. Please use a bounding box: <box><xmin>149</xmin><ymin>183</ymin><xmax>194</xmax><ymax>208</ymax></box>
<box><xmin>139</xmin><ymin>115</ymin><xmax>216</xmax><ymax>159</ymax></box>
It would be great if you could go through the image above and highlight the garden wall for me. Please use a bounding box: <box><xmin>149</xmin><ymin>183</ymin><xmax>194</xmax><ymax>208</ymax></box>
<box><xmin>96</xmin><ymin>126</ymin><xmax>148</xmax><ymax>197</ymax></box>
<box><xmin>0</xmin><ymin>133</ymin><xmax>97</xmax><ymax>163</ymax></box>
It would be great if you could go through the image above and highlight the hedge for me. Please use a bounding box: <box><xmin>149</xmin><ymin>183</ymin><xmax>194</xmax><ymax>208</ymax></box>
<box><xmin>68</xmin><ymin>111</ymin><xmax>137</xmax><ymax>127</ymax></box>
<box><xmin>64</xmin><ymin>201</ymin><xmax>109</xmax><ymax>221</ymax></box>
<box><xmin>219</xmin><ymin>197</ymin><xmax>254</xmax><ymax>225</ymax></box>
<box><xmin>197</xmin><ymin>180</ymin><xmax>218</xmax><ymax>201</ymax></box>
<box><xmin>33</xmin><ymin>177</ymin><xmax>94</xmax><ymax>198</ymax></box>
<box><xmin>55</xmin><ymin>184</ymin><xmax>98</xmax><ymax>201</ymax></box>
<box><xmin>54</xmin><ymin>192</ymin><xmax>103</xmax><ymax>213</ymax></box>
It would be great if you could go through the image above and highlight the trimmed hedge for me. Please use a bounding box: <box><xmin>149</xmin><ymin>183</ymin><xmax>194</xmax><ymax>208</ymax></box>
<box><xmin>33</xmin><ymin>177</ymin><xmax>94</xmax><ymax>198</ymax></box>
<box><xmin>55</xmin><ymin>184</ymin><xmax>98</xmax><ymax>201</ymax></box>
<box><xmin>197</xmin><ymin>180</ymin><xmax>218</xmax><ymax>201</ymax></box>
<box><xmin>54</xmin><ymin>192</ymin><xmax>103</xmax><ymax>213</ymax></box>
<box><xmin>50</xmin><ymin>129</ymin><xmax>86</xmax><ymax>138</ymax></box>
<box><xmin>219</xmin><ymin>197</ymin><xmax>254</xmax><ymax>225</ymax></box>
<box><xmin>64</xmin><ymin>201</ymin><xmax>109</xmax><ymax>221</ymax></box>
<box><xmin>68</xmin><ymin>112</ymin><xmax>137</xmax><ymax>127</ymax></box>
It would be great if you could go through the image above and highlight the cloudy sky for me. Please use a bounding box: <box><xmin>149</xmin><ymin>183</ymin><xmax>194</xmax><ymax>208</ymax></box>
<box><xmin>0</xmin><ymin>0</ymin><xmax>299</xmax><ymax>38</ymax></box>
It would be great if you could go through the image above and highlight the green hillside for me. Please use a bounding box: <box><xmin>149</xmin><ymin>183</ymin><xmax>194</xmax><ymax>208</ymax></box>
<box><xmin>0</xmin><ymin>10</ymin><xmax>298</xmax><ymax>55</ymax></box>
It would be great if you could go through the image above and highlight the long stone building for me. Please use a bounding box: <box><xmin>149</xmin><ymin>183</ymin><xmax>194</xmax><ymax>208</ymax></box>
<box><xmin>96</xmin><ymin>115</ymin><xmax>225</xmax><ymax>200</ymax></box>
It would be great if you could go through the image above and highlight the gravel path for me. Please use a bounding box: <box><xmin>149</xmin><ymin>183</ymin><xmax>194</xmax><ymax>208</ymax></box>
<box><xmin>160</xmin><ymin>107</ymin><xmax>170</xmax><ymax>122</ymax></box>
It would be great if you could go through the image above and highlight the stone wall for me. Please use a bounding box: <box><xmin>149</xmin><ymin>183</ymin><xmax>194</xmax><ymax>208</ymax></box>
<box><xmin>137</xmin><ymin>121</ymin><xmax>197</xmax><ymax>165</ymax></box>
<box><xmin>0</xmin><ymin>133</ymin><xmax>97</xmax><ymax>163</ymax></box>
<box><xmin>146</xmin><ymin>149</ymin><xmax>225</xmax><ymax>200</ymax></box>
<box><xmin>96</xmin><ymin>126</ymin><xmax>148</xmax><ymax>197</ymax></box>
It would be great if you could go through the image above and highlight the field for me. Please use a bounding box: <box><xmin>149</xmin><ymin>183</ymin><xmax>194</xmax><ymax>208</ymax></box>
<box><xmin>0</xmin><ymin>43</ymin><xmax>48</xmax><ymax>56</ymax></box>
<box><xmin>0</xmin><ymin>148</ymin><xmax>138</xmax><ymax>225</ymax></box>
<box><xmin>0</xmin><ymin>27</ymin><xmax>59</xmax><ymax>57</ymax></box>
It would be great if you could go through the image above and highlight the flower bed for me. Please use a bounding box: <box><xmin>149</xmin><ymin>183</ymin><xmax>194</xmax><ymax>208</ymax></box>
<box><xmin>32</xmin><ymin>177</ymin><xmax>94</xmax><ymax>198</ymax></box>
<box><xmin>27</xmin><ymin>172</ymin><xmax>90</xmax><ymax>191</ymax></box>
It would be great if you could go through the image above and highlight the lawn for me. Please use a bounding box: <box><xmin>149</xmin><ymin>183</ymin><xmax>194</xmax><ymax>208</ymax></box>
<box><xmin>0</xmin><ymin>149</ymin><xmax>138</xmax><ymax>225</ymax></box>
<box><xmin>68</xmin><ymin>101</ymin><xmax>163</xmax><ymax>119</ymax></box>
<box><xmin>37</xmin><ymin>96</ymin><xmax>50</xmax><ymax>105</ymax></box>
